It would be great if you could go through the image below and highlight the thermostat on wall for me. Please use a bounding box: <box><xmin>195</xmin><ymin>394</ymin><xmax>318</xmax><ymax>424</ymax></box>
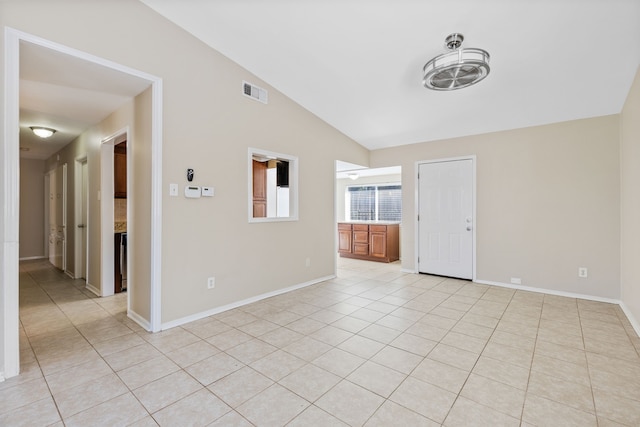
<box><xmin>185</xmin><ymin>186</ymin><xmax>201</xmax><ymax>198</ymax></box>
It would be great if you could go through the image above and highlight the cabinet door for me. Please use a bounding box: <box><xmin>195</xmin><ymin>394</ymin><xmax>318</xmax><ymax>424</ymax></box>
<box><xmin>114</xmin><ymin>152</ymin><xmax>127</xmax><ymax>198</ymax></box>
<box><xmin>338</xmin><ymin>228</ymin><xmax>352</xmax><ymax>253</ymax></box>
<box><xmin>370</xmin><ymin>231</ymin><xmax>387</xmax><ymax>259</ymax></box>
<box><xmin>252</xmin><ymin>160</ymin><xmax>267</xmax><ymax>217</ymax></box>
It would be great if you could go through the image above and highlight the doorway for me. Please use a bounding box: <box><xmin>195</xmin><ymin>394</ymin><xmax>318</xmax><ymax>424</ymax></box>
<box><xmin>2</xmin><ymin>28</ymin><xmax>164</xmax><ymax>379</ymax></box>
<box><xmin>417</xmin><ymin>157</ymin><xmax>476</xmax><ymax>280</ymax></box>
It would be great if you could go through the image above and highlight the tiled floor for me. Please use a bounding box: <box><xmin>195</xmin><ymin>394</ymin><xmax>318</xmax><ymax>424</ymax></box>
<box><xmin>2</xmin><ymin>259</ymin><xmax>640</xmax><ymax>426</ymax></box>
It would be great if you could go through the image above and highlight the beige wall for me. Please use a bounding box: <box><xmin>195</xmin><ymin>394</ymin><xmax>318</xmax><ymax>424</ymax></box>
<box><xmin>620</xmin><ymin>66</ymin><xmax>640</xmax><ymax>325</ymax></box>
<box><xmin>19</xmin><ymin>159</ymin><xmax>46</xmax><ymax>259</ymax></box>
<box><xmin>371</xmin><ymin>116</ymin><xmax>621</xmax><ymax>299</ymax></box>
<box><xmin>1</xmin><ymin>0</ymin><xmax>368</xmax><ymax>329</ymax></box>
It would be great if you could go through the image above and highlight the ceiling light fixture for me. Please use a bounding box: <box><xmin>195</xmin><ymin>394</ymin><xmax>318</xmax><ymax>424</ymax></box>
<box><xmin>422</xmin><ymin>33</ymin><xmax>490</xmax><ymax>91</ymax></box>
<box><xmin>347</xmin><ymin>173</ymin><xmax>359</xmax><ymax>180</ymax></box>
<box><xmin>30</xmin><ymin>126</ymin><xmax>56</xmax><ymax>138</ymax></box>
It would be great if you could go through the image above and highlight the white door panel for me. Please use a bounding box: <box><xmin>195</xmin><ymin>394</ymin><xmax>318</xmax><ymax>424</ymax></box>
<box><xmin>418</xmin><ymin>159</ymin><xmax>473</xmax><ymax>279</ymax></box>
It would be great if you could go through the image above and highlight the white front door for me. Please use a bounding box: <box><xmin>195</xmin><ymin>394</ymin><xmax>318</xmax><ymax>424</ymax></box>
<box><xmin>418</xmin><ymin>159</ymin><xmax>474</xmax><ymax>279</ymax></box>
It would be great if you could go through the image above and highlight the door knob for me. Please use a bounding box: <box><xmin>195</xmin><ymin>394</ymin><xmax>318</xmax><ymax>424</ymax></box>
<box><xmin>466</xmin><ymin>225</ymin><xmax>472</xmax><ymax>231</ymax></box>
<box><xmin>77</xmin><ymin>224</ymin><xmax>85</xmax><ymax>228</ymax></box>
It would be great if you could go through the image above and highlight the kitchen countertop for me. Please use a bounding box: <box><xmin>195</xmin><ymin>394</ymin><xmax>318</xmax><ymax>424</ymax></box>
<box><xmin>338</xmin><ymin>221</ymin><xmax>401</xmax><ymax>225</ymax></box>
<box><xmin>114</xmin><ymin>221</ymin><xmax>127</xmax><ymax>233</ymax></box>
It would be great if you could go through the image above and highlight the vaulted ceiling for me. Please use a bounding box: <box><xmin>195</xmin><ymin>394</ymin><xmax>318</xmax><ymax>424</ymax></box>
<box><xmin>20</xmin><ymin>1</ymin><xmax>640</xmax><ymax>160</ymax></box>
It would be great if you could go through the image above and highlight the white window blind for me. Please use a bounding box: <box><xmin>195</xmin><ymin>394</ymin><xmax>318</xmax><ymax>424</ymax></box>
<box><xmin>347</xmin><ymin>184</ymin><xmax>401</xmax><ymax>222</ymax></box>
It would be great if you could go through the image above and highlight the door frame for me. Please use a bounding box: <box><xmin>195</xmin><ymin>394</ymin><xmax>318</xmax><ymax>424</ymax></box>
<box><xmin>2</xmin><ymin>27</ymin><xmax>164</xmax><ymax>380</ymax></box>
<box><xmin>74</xmin><ymin>155</ymin><xmax>88</xmax><ymax>280</ymax></box>
<box><xmin>415</xmin><ymin>155</ymin><xmax>477</xmax><ymax>280</ymax></box>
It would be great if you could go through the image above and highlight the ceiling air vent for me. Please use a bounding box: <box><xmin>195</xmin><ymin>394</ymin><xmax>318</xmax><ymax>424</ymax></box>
<box><xmin>243</xmin><ymin>81</ymin><xmax>268</xmax><ymax>104</ymax></box>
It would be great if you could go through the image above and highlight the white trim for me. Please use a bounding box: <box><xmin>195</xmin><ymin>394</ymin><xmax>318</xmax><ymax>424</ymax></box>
<box><xmin>19</xmin><ymin>256</ymin><xmax>47</xmax><ymax>261</ymax></box>
<box><xmin>74</xmin><ymin>155</ymin><xmax>88</xmax><ymax>281</ymax></box>
<box><xmin>248</xmin><ymin>147</ymin><xmax>299</xmax><ymax>223</ymax></box>
<box><xmin>415</xmin><ymin>155</ymin><xmax>477</xmax><ymax>281</ymax></box>
<box><xmin>128</xmin><ymin>309</ymin><xmax>152</xmax><ymax>332</ymax></box>
<box><xmin>619</xmin><ymin>302</ymin><xmax>640</xmax><ymax>338</ymax></box>
<box><xmin>161</xmin><ymin>275</ymin><xmax>335</xmax><ymax>330</ymax></box>
<box><xmin>2</xmin><ymin>27</ymin><xmax>21</xmax><ymax>380</ymax></box>
<box><xmin>85</xmin><ymin>282</ymin><xmax>101</xmax><ymax>297</ymax></box>
<box><xmin>401</xmin><ymin>268</ymin><xmax>418</xmax><ymax>274</ymax></box>
<box><xmin>2</xmin><ymin>27</ymin><xmax>164</xmax><ymax>379</ymax></box>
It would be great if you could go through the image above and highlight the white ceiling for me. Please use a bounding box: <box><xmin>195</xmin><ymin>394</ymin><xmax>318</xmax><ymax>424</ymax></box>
<box><xmin>19</xmin><ymin>41</ymin><xmax>151</xmax><ymax>160</ymax></box>
<box><xmin>142</xmin><ymin>0</ymin><xmax>640</xmax><ymax>150</ymax></box>
<box><xmin>19</xmin><ymin>1</ymin><xmax>640</xmax><ymax>161</ymax></box>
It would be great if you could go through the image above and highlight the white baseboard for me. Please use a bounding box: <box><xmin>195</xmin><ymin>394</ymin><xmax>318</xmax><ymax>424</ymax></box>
<box><xmin>401</xmin><ymin>268</ymin><xmax>417</xmax><ymax>274</ymax></box>
<box><xmin>18</xmin><ymin>256</ymin><xmax>46</xmax><ymax>261</ymax></box>
<box><xmin>128</xmin><ymin>309</ymin><xmax>151</xmax><ymax>331</ymax></box>
<box><xmin>85</xmin><ymin>283</ymin><xmax>101</xmax><ymax>297</ymax></box>
<box><xmin>161</xmin><ymin>275</ymin><xmax>335</xmax><ymax>331</ymax></box>
<box><xmin>65</xmin><ymin>270</ymin><xmax>75</xmax><ymax>279</ymax></box>
<box><xmin>474</xmin><ymin>279</ymin><xmax>620</xmax><ymax>304</ymax></box>
<box><xmin>619</xmin><ymin>302</ymin><xmax>640</xmax><ymax>338</ymax></box>
<box><xmin>0</xmin><ymin>372</ymin><xmax>5</xmax><ymax>382</ymax></box>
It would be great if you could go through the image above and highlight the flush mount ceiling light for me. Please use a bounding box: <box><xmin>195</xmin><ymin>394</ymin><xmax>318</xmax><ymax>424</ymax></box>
<box><xmin>30</xmin><ymin>126</ymin><xmax>56</xmax><ymax>138</ymax></box>
<box><xmin>347</xmin><ymin>173</ymin><xmax>359</xmax><ymax>180</ymax></box>
<box><xmin>422</xmin><ymin>33</ymin><xmax>490</xmax><ymax>91</ymax></box>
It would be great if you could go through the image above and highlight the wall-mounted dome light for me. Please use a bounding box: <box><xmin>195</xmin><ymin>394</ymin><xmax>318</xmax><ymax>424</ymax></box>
<box><xmin>30</xmin><ymin>126</ymin><xmax>56</xmax><ymax>138</ymax></box>
<box><xmin>422</xmin><ymin>33</ymin><xmax>490</xmax><ymax>91</ymax></box>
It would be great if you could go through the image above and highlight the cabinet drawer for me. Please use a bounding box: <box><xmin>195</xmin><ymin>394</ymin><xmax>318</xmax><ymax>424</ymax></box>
<box><xmin>353</xmin><ymin>243</ymin><xmax>369</xmax><ymax>255</ymax></box>
<box><xmin>338</xmin><ymin>223</ymin><xmax>352</xmax><ymax>230</ymax></box>
<box><xmin>353</xmin><ymin>224</ymin><xmax>369</xmax><ymax>231</ymax></box>
<box><xmin>353</xmin><ymin>231</ymin><xmax>369</xmax><ymax>243</ymax></box>
<box><xmin>370</xmin><ymin>225</ymin><xmax>387</xmax><ymax>232</ymax></box>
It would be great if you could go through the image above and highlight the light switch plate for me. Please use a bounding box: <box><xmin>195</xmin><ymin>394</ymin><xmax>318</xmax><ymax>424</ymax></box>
<box><xmin>169</xmin><ymin>183</ymin><xmax>178</xmax><ymax>197</ymax></box>
<box><xmin>201</xmin><ymin>186</ymin><xmax>214</xmax><ymax>197</ymax></box>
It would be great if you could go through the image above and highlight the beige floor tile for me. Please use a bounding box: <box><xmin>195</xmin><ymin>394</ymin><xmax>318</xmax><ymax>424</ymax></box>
<box><xmin>527</xmin><ymin>370</ymin><xmax>594</xmax><ymax>413</ymax></box>
<box><xmin>283</xmin><ymin>336</ymin><xmax>332</xmax><ymax>361</ymax></box>
<box><xmin>584</xmin><ymin>336</ymin><xmax>640</xmax><ymax>362</ymax></box>
<box><xmin>288</xmin><ymin>405</ymin><xmax>348</xmax><ymax>426</ymax></box>
<box><xmin>250</xmin><ymin>348</ymin><xmax>306</xmax><ymax>381</ymax></box>
<box><xmin>237</xmin><ymin>383</ymin><xmax>309</xmax><ymax>426</ymax></box>
<box><xmin>589</xmin><ymin>367</ymin><xmax>640</xmax><ymax>399</ymax></box>
<box><xmin>217</xmin><ymin>310</ymin><xmax>259</xmax><ymax>327</ymax></box>
<box><xmin>472</xmin><ymin>355</ymin><xmax>530</xmax><ymax>390</ymax></box>
<box><xmin>205</xmin><ymin>328</ymin><xmax>254</xmax><ymax>351</ymax></box>
<box><xmin>331</xmin><ymin>315</ymin><xmax>371</xmax><ymax>333</ymax></box>
<box><xmin>390</xmin><ymin>376</ymin><xmax>456</xmax><ymax>423</ymax></box>
<box><xmin>279</xmin><ymin>363</ymin><xmax>341</xmax><ymax>401</ymax></box>
<box><xmin>152</xmin><ymin>388</ymin><xmax>230</xmax><ymax>426</ymax></box>
<box><xmin>308</xmin><ymin>308</ymin><xmax>347</xmax><ymax>324</ymax></box>
<box><xmin>460</xmin><ymin>373</ymin><xmax>525</xmax><ymax>418</ymax></box>
<box><xmin>180</xmin><ymin>317</ymin><xmax>231</xmax><ymax>339</ymax></box>
<box><xmin>411</xmin><ymin>358</ymin><xmax>470</xmax><ymax>393</ymax></box>
<box><xmin>117</xmin><ymin>355</ymin><xmax>180</xmax><ymax>389</ymax></box>
<box><xmin>53</xmin><ymin>373</ymin><xmax>128</xmax><ymax>418</ymax></box>
<box><xmin>313</xmin><ymin>347</ymin><xmax>366</xmax><ymax>377</ymax></box>
<box><xmin>92</xmin><ymin>332</ymin><xmax>145</xmax><ymax>357</ymax></box>
<box><xmin>226</xmin><ymin>338</ymin><xmax>277</xmax><ymax>364</ymax></box>
<box><xmin>461</xmin><ymin>312</ymin><xmax>499</xmax><ymax>329</ymax></box>
<box><xmin>128</xmin><ymin>416</ymin><xmax>160</xmax><ymax>427</ymax></box>
<box><xmin>0</xmin><ymin>377</ymin><xmax>51</xmax><ymax>415</ymax></box>
<box><xmin>365</xmin><ymin>400</ymin><xmax>438</xmax><ymax>427</ymax></box>
<box><xmin>207</xmin><ymin>410</ymin><xmax>253</xmax><ymax>427</ymax></box>
<box><xmin>44</xmin><ymin>356</ymin><xmax>113</xmax><ymax>395</ymax></box>
<box><xmin>338</xmin><ymin>334</ymin><xmax>385</xmax><ymax>359</ymax></box>
<box><xmin>389</xmin><ymin>332</ymin><xmax>436</xmax><ymax>356</ymax></box>
<box><xmin>358</xmin><ymin>323</ymin><xmax>402</xmax><ymax>344</ymax></box>
<box><xmin>38</xmin><ymin>346</ymin><xmax>102</xmax><ymax>376</ymax></box>
<box><xmin>495</xmin><ymin>319</ymin><xmax>538</xmax><ymax>338</ymax></box>
<box><xmin>308</xmin><ymin>325</ymin><xmax>352</xmax><ymax>347</ymax></box>
<box><xmin>428</xmin><ymin>343</ymin><xmax>479</xmax><ymax>371</ymax></box>
<box><xmin>133</xmin><ymin>370</ymin><xmax>202</xmax><ymax>413</ymax></box>
<box><xmin>103</xmin><ymin>342</ymin><xmax>162</xmax><ymax>372</ymax></box>
<box><xmin>64</xmin><ymin>392</ymin><xmax>148</xmax><ymax>427</ymax></box>
<box><xmin>534</xmin><ymin>340</ymin><xmax>587</xmax><ymax>366</ymax></box>
<box><xmin>451</xmin><ymin>320</ymin><xmax>494</xmax><ymax>340</ymax></box>
<box><xmin>208</xmin><ymin>366</ymin><xmax>273</xmax><ymax>407</ymax></box>
<box><xmin>390</xmin><ymin>307</ymin><xmax>428</xmax><ymax>322</ymax></box>
<box><xmin>347</xmin><ymin>360</ymin><xmax>406</xmax><ymax>398</ymax></box>
<box><xmin>164</xmin><ymin>339</ymin><xmax>219</xmax><ymax>368</ymax></box>
<box><xmin>490</xmin><ymin>330</ymin><xmax>536</xmax><ymax>352</ymax></box>
<box><xmin>260</xmin><ymin>326</ymin><xmax>305</xmax><ymax>347</ymax></box>
<box><xmin>482</xmin><ymin>341</ymin><xmax>533</xmax><ymax>369</ymax></box>
<box><xmin>405</xmin><ymin>321</ymin><xmax>449</xmax><ymax>342</ymax></box>
<box><xmin>444</xmin><ymin>396</ymin><xmax>520</xmax><ymax>427</ymax></box>
<box><xmin>532</xmin><ymin>353</ymin><xmax>591</xmax><ymax>386</ymax></box>
<box><xmin>522</xmin><ymin>394</ymin><xmax>597</xmax><ymax>427</ymax></box>
<box><xmin>237</xmin><ymin>319</ymin><xmax>280</xmax><ymax>337</ymax></box>
<box><xmin>375</xmin><ymin>314</ymin><xmax>416</xmax><ymax>331</ymax></box>
<box><xmin>593</xmin><ymin>389</ymin><xmax>640</xmax><ymax>426</ymax></box>
<box><xmin>441</xmin><ymin>330</ymin><xmax>488</xmax><ymax>354</ymax></box>
<box><xmin>537</xmin><ymin>328</ymin><xmax>585</xmax><ymax>350</ymax></box>
<box><xmin>371</xmin><ymin>345</ymin><xmax>423</xmax><ymax>374</ymax></box>
<box><xmin>185</xmin><ymin>352</ymin><xmax>244</xmax><ymax>386</ymax></box>
<box><xmin>316</xmin><ymin>380</ymin><xmax>384</xmax><ymax>426</ymax></box>
<box><xmin>586</xmin><ymin>352</ymin><xmax>640</xmax><ymax>380</ymax></box>
<box><xmin>0</xmin><ymin>396</ymin><xmax>60</xmax><ymax>427</ymax></box>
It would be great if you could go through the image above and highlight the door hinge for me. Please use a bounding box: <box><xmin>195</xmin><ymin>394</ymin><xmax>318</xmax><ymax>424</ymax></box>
<box><xmin>418</xmin><ymin>256</ymin><xmax>420</xmax><ymax>263</ymax></box>
<box><xmin>417</xmin><ymin>214</ymin><xmax>420</xmax><ymax>221</ymax></box>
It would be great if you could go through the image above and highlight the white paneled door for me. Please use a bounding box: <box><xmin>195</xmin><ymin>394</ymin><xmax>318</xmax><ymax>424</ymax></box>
<box><xmin>418</xmin><ymin>159</ymin><xmax>474</xmax><ymax>279</ymax></box>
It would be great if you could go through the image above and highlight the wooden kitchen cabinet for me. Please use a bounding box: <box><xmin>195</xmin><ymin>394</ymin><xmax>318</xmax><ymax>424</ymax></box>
<box><xmin>338</xmin><ymin>222</ymin><xmax>399</xmax><ymax>263</ymax></box>
<box><xmin>114</xmin><ymin>142</ymin><xmax>127</xmax><ymax>198</ymax></box>
<box><xmin>252</xmin><ymin>160</ymin><xmax>267</xmax><ymax>217</ymax></box>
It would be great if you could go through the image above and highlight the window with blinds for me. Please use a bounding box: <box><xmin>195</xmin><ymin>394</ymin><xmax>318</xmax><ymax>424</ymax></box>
<box><xmin>347</xmin><ymin>184</ymin><xmax>402</xmax><ymax>222</ymax></box>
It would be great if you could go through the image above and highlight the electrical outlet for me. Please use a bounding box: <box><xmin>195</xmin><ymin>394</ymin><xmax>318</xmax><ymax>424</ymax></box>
<box><xmin>578</xmin><ymin>268</ymin><xmax>588</xmax><ymax>278</ymax></box>
<box><xmin>207</xmin><ymin>277</ymin><xmax>215</xmax><ymax>289</ymax></box>
<box><xmin>510</xmin><ymin>277</ymin><xmax>522</xmax><ymax>285</ymax></box>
